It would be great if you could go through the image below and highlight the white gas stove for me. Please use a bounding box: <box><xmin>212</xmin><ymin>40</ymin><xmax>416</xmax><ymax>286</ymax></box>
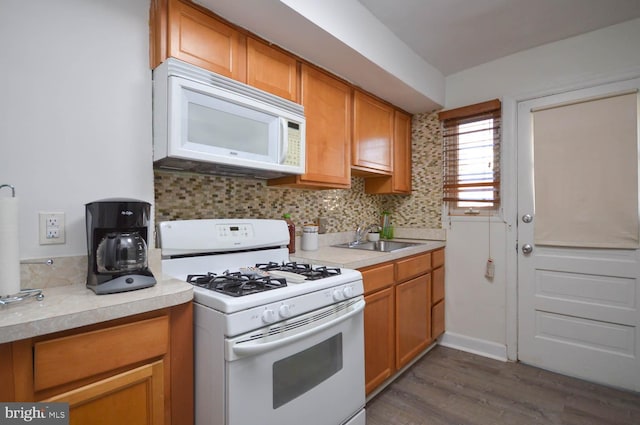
<box><xmin>158</xmin><ymin>219</ymin><xmax>366</xmax><ymax>425</ymax></box>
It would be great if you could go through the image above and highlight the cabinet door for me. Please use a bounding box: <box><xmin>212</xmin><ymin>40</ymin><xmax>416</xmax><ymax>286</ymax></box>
<box><xmin>392</xmin><ymin>110</ymin><xmax>412</xmax><ymax>192</ymax></box>
<box><xmin>432</xmin><ymin>265</ymin><xmax>444</xmax><ymax>304</ymax></box>
<box><xmin>364</xmin><ymin>110</ymin><xmax>412</xmax><ymax>194</ymax></box>
<box><xmin>432</xmin><ymin>299</ymin><xmax>445</xmax><ymax>339</ymax></box>
<box><xmin>352</xmin><ymin>90</ymin><xmax>394</xmax><ymax>175</ymax></box>
<box><xmin>364</xmin><ymin>287</ymin><xmax>395</xmax><ymax>395</ymax></box>
<box><xmin>247</xmin><ymin>37</ymin><xmax>298</xmax><ymax>102</ymax></box>
<box><xmin>43</xmin><ymin>361</ymin><xmax>165</xmax><ymax>425</ymax></box>
<box><xmin>168</xmin><ymin>0</ymin><xmax>246</xmax><ymax>81</ymax></box>
<box><xmin>269</xmin><ymin>65</ymin><xmax>351</xmax><ymax>188</ymax></box>
<box><xmin>395</xmin><ymin>274</ymin><xmax>431</xmax><ymax>369</ymax></box>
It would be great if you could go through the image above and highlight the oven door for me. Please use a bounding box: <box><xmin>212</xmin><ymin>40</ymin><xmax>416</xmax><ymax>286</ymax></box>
<box><xmin>225</xmin><ymin>297</ymin><xmax>366</xmax><ymax>425</ymax></box>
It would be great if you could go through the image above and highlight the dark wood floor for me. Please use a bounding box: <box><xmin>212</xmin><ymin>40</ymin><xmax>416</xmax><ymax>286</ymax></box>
<box><xmin>365</xmin><ymin>346</ymin><xmax>640</xmax><ymax>425</ymax></box>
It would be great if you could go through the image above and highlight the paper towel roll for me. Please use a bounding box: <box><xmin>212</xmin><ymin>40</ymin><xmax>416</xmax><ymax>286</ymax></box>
<box><xmin>0</xmin><ymin>196</ymin><xmax>21</xmax><ymax>297</ymax></box>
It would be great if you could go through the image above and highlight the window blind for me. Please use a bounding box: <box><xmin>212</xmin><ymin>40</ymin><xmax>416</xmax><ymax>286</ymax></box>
<box><xmin>438</xmin><ymin>99</ymin><xmax>501</xmax><ymax>208</ymax></box>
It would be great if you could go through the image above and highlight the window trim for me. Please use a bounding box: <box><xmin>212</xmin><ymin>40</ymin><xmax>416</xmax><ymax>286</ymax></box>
<box><xmin>439</xmin><ymin>99</ymin><xmax>502</xmax><ymax>216</ymax></box>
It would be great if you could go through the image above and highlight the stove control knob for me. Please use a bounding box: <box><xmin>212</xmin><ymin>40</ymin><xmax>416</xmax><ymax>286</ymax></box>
<box><xmin>262</xmin><ymin>309</ymin><xmax>277</xmax><ymax>324</ymax></box>
<box><xmin>342</xmin><ymin>286</ymin><xmax>354</xmax><ymax>298</ymax></box>
<box><xmin>332</xmin><ymin>289</ymin><xmax>344</xmax><ymax>301</ymax></box>
<box><xmin>278</xmin><ymin>304</ymin><xmax>291</xmax><ymax>319</ymax></box>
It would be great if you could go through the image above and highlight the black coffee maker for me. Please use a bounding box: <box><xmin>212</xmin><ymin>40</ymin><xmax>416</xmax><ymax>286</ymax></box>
<box><xmin>86</xmin><ymin>198</ymin><xmax>156</xmax><ymax>294</ymax></box>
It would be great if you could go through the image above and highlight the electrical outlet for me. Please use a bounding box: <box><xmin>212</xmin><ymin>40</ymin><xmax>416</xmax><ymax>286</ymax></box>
<box><xmin>39</xmin><ymin>212</ymin><xmax>65</xmax><ymax>245</ymax></box>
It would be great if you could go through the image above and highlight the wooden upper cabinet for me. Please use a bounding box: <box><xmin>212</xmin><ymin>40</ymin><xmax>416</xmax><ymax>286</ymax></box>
<box><xmin>269</xmin><ymin>65</ymin><xmax>352</xmax><ymax>189</ymax></box>
<box><xmin>393</xmin><ymin>110</ymin><xmax>412</xmax><ymax>192</ymax></box>
<box><xmin>247</xmin><ymin>37</ymin><xmax>298</xmax><ymax>102</ymax></box>
<box><xmin>151</xmin><ymin>0</ymin><xmax>247</xmax><ymax>82</ymax></box>
<box><xmin>365</xmin><ymin>109</ymin><xmax>412</xmax><ymax>194</ymax></box>
<box><xmin>352</xmin><ymin>90</ymin><xmax>394</xmax><ymax>175</ymax></box>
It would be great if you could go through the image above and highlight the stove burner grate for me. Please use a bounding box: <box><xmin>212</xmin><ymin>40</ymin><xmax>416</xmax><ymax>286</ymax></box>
<box><xmin>255</xmin><ymin>262</ymin><xmax>341</xmax><ymax>281</ymax></box>
<box><xmin>187</xmin><ymin>271</ymin><xmax>287</xmax><ymax>297</ymax></box>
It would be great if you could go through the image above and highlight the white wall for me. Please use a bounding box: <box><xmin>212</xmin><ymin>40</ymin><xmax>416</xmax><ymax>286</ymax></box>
<box><xmin>0</xmin><ymin>0</ymin><xmax>154</xmax><ymax>259</ymax></box>
<box><xmin>446</xmin><ymin>18</ymin><xmax>640</xmax><ymax>109</ymax></box>
<box><xmin>442</xmin><ymin>18</ymin><xmax>640</xmax><ymax>359</ymax></box>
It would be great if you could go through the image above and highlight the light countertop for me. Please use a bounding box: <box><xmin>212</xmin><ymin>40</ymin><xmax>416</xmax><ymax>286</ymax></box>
<box><xmin>2</xmin><ymin>232</ymin><xmax>444</xmax><ymax>344</ymax></box>
<box><xmin>291</xmin><ymin>240</ymin><xmax>446</xmax><ymax>269</ymax></box>
<box><xmin>0</xmin><ymin>276</ymin><xmax>193</xmax><ymax>344</ymax></box>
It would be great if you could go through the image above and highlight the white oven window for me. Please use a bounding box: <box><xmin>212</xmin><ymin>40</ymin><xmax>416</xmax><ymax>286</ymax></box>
<box><xmin>273</xmin><ymin>334</ymin><xmax>343</xmax><ymax>409</ymax></box>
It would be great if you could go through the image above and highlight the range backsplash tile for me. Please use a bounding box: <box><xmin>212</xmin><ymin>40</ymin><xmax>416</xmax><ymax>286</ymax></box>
<box><xmin>154</xmin><ymin>111</ymin><xmax>443</xmax><ymax>234</ymax></box>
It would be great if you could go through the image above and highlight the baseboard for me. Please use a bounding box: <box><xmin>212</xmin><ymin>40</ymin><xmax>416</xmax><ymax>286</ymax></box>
<box><xmin>439</xmin><ymin>331</ymin><xmax>508</xmax><ymax>362</ymax></box>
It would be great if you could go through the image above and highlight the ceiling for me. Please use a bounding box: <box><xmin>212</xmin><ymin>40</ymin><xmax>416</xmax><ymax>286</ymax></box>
<box><xmin>359</xmin><ymin>0</ymin><xmax>640</xmax><ymax>76</ymax></box>
<box><xmin>196</xmin><ymin>0</ymin><xmax>640</xmax><ymax>112</ymax></box>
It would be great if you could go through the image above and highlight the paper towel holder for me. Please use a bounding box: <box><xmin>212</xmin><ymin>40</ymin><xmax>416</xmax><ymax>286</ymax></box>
<box><xmin>0</xmin><ymin>184</ymin><xmax>15</xmax><ymax>197</ymax></box>
<box><xmin>0</xmin><ymin>184</ymin><xmax>45</xmax><ymax>305</ymax></box>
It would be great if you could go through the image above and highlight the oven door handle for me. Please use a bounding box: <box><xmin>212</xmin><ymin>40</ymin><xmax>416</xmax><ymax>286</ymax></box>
<box><xmin>232</xmin><ymin>299</ymin><xmax>365</xmax><ymax>357</ymax></box>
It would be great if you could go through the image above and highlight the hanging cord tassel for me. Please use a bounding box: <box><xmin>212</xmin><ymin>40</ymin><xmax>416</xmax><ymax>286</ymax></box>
<box><xmin>485</xmin><ymin>210</ymin><xmax>495</xmax><ymax>280</ymax></box>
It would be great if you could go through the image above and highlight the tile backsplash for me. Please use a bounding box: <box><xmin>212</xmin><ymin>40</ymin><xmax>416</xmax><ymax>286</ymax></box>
<box><xmin>154</xmin><ymin>111</ymin><xmax>443</xmax><ymax>233</ymax></box>
<box><xmin>20</xmin><ymin>113</ymin><xmax>441</xmax><ymax>290</ymax></box>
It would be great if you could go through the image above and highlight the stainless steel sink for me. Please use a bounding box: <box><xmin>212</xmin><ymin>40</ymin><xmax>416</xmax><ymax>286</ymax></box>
<box><xmin>332</xmin><ymin>240</ymin><xmax>424</xmax><ymax>252</ymax></box>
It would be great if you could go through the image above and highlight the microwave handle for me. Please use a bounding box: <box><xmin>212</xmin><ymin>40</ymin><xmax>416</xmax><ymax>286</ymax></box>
<box><xmin>231</xmin><ymin>299</ymin><xmax>365</xmax><ymax>357</ymax></box>
<box><xmin>279</xmin><ymin>118</ymin><xmax>288</xmax><ymax>164</ymax></box>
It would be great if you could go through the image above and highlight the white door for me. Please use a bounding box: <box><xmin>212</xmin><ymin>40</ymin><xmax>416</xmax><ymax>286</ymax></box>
<box><xmin>517</xmin><ymin>78</ymin><xmax>640</xmax><ymax>392</ymax></box>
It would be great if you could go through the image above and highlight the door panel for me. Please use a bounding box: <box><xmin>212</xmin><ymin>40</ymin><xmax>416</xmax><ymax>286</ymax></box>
<box><xmin>517</xmin><ymin>78</ymin><xmax>640</xmax><ymax>392</ymax></box>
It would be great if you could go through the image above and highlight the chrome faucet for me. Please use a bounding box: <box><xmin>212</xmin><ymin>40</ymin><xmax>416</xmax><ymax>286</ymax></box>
<box><xmin>354</xmin><ymin>222</ymin><xmax>367</xmax><ymax>245</ymax></box>
<box><xmin>353</xmin><ymin>222</ymin><xmax>380</xmax><ymax>245</ymax></box>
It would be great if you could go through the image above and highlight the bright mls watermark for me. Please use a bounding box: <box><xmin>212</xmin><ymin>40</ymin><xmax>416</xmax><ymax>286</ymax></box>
<box><xmin>1</xmin><ymin>403</ymin><xmax>68</xmax><ymax>424</ymax></box>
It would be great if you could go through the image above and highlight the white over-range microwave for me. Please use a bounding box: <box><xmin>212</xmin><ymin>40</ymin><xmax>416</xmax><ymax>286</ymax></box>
<box><xmin>152</xmin><ymin>58</ymin><xmax>306</xmax><ymax>179</ymax></box>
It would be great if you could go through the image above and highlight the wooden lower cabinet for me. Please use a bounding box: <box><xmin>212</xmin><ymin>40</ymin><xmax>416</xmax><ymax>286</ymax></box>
<box><xmin>431</xmin><ymin>248</ymin><xmax>445</xmax><ymax>339</ymax></box>
<box><xmin>361</xmin><ymin>248</ymin><xmax>445</xmax><ymax>396</ymax></box>
<box><xmin>0</xmin><ymin>303</ymin><xmax>193</xmax><ymax>425</ymax></box>
<box><xmin>364</xmin><ymin>286</ymin><xmax>395</xmax><ymax>394</ymax></box>
<box><xmin>44</xmin><ymin>361</ymin><xmax>165</xmax><ymax>425</ymax></box>
<box><xmin>395</xmin><ymin>274</ymin><xmax>431</xmax><ymax>369</ymax></box>
<box><xmin>432</xmin><ymin>299</ymin><xmax>445</xmax><ymax>339</ymax></box>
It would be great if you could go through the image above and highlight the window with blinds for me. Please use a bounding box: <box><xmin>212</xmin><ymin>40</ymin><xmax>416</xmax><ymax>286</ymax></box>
<box><xmin>438</xmin><ymin>99</ymin><xmax>501</xmax><ymax>213</ymax></box>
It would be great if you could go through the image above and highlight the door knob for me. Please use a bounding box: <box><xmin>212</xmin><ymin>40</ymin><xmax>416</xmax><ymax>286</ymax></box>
<box><xmin>521</xmin><ymin>244</ymin><xmax>533</xmax><ymax>254</ymax></box>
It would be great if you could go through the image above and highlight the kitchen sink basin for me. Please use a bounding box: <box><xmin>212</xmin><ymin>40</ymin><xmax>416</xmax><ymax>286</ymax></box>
<box><xmin>332</xmin><ymin>240</ymin><xmax>424</xmax><ymax>252</ymax></box>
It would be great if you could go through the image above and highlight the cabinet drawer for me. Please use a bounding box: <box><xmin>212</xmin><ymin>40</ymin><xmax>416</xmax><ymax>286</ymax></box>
<box><xmin>43</xmin><ymin>361</ymin><xmax>165</xmax><ymax>425</ymax></box>
<box><xmin>396</xmin><ymin>252</ymin><xmax>431</xmax><ymax>282</ymax></box>
<box><xmin>432</xmin><ymin>248</ymin><xmax>445</xmax><ymax>268</ymax></box>
<box><xmin>432</xmin><ymin>266</ymin><xmax>444</xmax><ymax>304</ymax></box>
<box><xmin>361</xmin><ymin>263</ymin><xmax>394</xmax><ymax>294</ymax></box>
<box><xmin>432</xmin><ymin>299</ymin><xmax>445</xmax><ymax>339</ymax></box>
<box><xmin>34</xmin><ymin>316</ymin><xmax>169</xmax><ymax>391</ymax></box>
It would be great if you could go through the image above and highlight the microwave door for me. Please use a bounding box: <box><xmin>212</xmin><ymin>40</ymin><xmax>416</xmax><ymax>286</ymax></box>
<box><xmin>160</xmin><ymin>71</ymin><xmax>305</xmax><ymax>176</ymax></box>
<box><xmin>181</xmin><ymin>86</ymin><xmax>279</xmax><ymax>163</ymax></box>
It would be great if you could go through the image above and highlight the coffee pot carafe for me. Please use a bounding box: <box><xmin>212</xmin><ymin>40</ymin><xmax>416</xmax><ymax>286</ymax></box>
<box><xmin>96</xmin><ymin>231</ymin><xmax>148</xmax><ymax>273</ymax></box>
<box><xmin>86</xmin><ymin>199</ymin><xmax>156</xmax><ymax>294</ymax></box>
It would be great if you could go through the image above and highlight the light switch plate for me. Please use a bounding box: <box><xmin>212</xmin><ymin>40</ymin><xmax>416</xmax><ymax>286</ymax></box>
<box><xmin>39</xmin><ymin>212</ymin><xmax>65</xmax><ymax>245</ymax></box>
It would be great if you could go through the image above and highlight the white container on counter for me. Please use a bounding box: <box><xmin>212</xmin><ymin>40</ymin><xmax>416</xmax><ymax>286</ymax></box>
<box><xmin>301</xmin><ymin>225</ymin><xmax>319</xmax><ymax>251</ymax></box>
